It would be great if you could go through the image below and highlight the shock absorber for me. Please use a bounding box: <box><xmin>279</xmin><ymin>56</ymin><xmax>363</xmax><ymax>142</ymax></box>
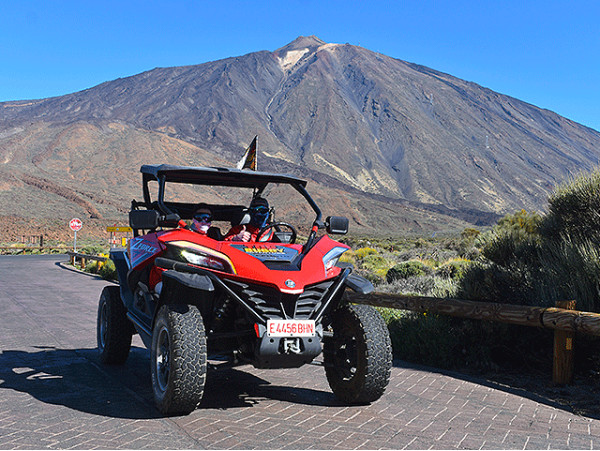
<box><xmin>211</xmin><ymin>296</ymin><xmax>234</xmax><ymax>332</ymax></box>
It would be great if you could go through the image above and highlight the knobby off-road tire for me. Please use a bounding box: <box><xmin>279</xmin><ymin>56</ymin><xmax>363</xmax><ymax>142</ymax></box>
<box><xmin>97</xmin><ymin>285</ymin><xmax>133</xmax><ymax>364</ymax></box>
<box><xmin>151</xmin><ymin>304</ymin><xmax>207</xmax><ymax>416</ymax></box>
<box><xmin>324</xmin><ymin>304</ymin><xmax>392</xmax><ymax>404</ymax></box>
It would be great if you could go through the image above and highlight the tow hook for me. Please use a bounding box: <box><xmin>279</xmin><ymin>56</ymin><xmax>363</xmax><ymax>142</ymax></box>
<box><xmin>282</xmin><ymin>338</ymin><xmax>301</xmax><ymax>354</ymax></box>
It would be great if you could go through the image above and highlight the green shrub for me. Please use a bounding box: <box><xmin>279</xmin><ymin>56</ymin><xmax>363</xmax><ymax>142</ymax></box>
<box><xmin>375</xmin><ymin>307</ymin><xmax>407</xmax><ymax>323</ymax></box>
<box><xmin>363</xmin><ymin>271</ymin><xmax>385</xmax><ymax>285</ymax></box>
<box><xmin>542</xmin><ymin>170</ymin><xmax>600</xmax><ymax>245</ymax></box>
<box><xmin>436</xmin><ymin>258</ymin><xmax>472</xmax><ymax>280</ymax></box>
<box><xmin>414</xmin><ymin>238</ymin><xmax>428</xmax><ymax>248</ymax></box>
<box><xmin>360</xmin><ymin>254</ymin><xmax>387</xmax><ymax>271</ymax></box>
<box><xmin>81</xmin><ymin>245</ymin><xmax>108</xmax><ymax>255</ymax></box>
<box><xmin>98</xmin><ymin>259</ymin><xmax>117</xmax><ymax>280</ymax></box>
<box><xmin>354</xmin><ymin>247</ymin><xmax>378</xmax><ymax>259</ymax></box>
<box><xmin>496</xmin><ymin>209</ymin><xmax>542</xmax><ymax>235</ymax></box>
<box><xmin>458</xmin><ymin>170</ymin><xmax>600</xmax><ymax>313</ymax></box>
<box><xmin>458</xmin><ymin>227</ymin><xmax>481</xmax><ymax>257</ymax></box>
<box><xmin>339</xmin><ymin>250</ymin><xmax>356</xmax><ymax>266</ymax></box>
<box><xmin>387</xmin><ymin>313</ymin><xmax>457</xmax><ymax>368</ymax></box>
<box><xmin>85</xmin><ymin>261</ymin><xmax>100</xmax><ymax>274</ymax></box>
<box><xmin>386</xmin><ymin>260</ymin><xmax>429</xmax><ymax>283</ymax></box>
<box><xmin>535</xmin><ymin>238</ymin><xmax>600</xmax><ymax>312</ymax></box>
<box><xmin>386</xmin><ymin>313</ymin><xmax>553</xmax><ymax>372</ymax></box>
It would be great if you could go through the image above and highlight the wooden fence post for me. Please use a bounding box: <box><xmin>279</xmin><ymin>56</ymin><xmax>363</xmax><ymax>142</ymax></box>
<box><xmin>553</xmin><ymin>300</ymin><xmax>576</xmax><ymax>385</ymax></box>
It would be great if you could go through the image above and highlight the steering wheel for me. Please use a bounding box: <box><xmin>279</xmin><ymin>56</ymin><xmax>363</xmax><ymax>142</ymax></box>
<box><xmin>256</xmin><ymin>222</ymin><xmax>297</xmax><ymax>244</ymax></box>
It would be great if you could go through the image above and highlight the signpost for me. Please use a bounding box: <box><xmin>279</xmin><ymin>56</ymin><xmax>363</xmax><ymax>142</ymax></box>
<box><xmin>106</xmin><ymin>225</ymin><xmax>132</xmax><ymax>248</ymax></box>
<box><xmin>69</xmin><ymin>218</ymin><xmax>82</xmax><ymax>252</ymax></box>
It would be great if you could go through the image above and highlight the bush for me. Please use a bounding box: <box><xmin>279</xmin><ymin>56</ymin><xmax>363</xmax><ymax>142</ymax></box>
<box><xmin>354</xmin><ymin>247</ymin><xmax>378</xmax><ymax>259</ymax></box>
<box><xmin>388</xmin><ymin>313</ymin><xmax>457</xmax><ymax>369</ymax></box>
<box><xmin>542</xmin><ymin>170</ymin><xmax>600</xmax><ymax>245</ymax></box>
<box><xmin>359</xmin><ymin>254</ymin><xmax>387</xmax><ymax>271</ymax></box>
<box><xmin>81</xmin><ymin>245</ymin><xmax>108</xmax><ymax>255</ymax></box>
<box><xmin>387</xmin><ymin>314</ymin><xmax>553</xmax><ymax>372</ymax></box>
<box><xmin>386</xmin><ymin>260</ymin><xmax>429</xmax><ymax>283</ymax></box>
<box><xmin>414</xmin><ymin>238</ymin><xmax>428</xmax><ymax>248</ymax></box>
<box><xmin>436</xmin><ymin>258</ymin><xmax>472</xmax><ymax>280</ymax></box>
<box><xmin>535</xmin><ymin>238</ymin><xmax>600</xmax><ymax>312</ymax></box>
<box><xmin>339</xmin><ymin>250</ymin><xmax>356</xmax><ymax>266</ymax></box>
<box><xmin>85</xmin><ymin>261</ymin><xmax>100</xmax><ymax>274</ymax></box>
<box><xmin>458</xmin><ymin>170</ymin><xmax>600</xmax><ymax>313</ymax></box>
<box><xmin>98</xmin><ymin>259</ymin><xmax>117</xmax><ymax>280</ymax></box>
<box><xmin>497</xmin><ymin>209</ymin><xmax>542</xmax><ymax>235</ymax></box>
<box><xmin>458</xmin><ymin>227</ymin><xmax>481</xmax><ymax>257</ymax></box>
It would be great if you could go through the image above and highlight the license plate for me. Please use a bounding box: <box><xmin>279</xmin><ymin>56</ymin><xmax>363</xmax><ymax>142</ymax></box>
<box><xmin>266</xmin><ymin>320</ymin><xmax>315</xmax><ymax>337</ymax></box>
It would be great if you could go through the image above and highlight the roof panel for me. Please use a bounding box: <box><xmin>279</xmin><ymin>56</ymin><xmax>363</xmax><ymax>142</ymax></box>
<box><xmin>140</xmin><ymin>164</ymin><xmax>308</xmax><ymax>188</ymax></box>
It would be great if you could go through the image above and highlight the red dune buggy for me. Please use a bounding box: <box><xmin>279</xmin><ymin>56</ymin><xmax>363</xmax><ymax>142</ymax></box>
<box><xmin>97</xmin><ymin>164</ymin><xmax>392</xmax><ymax>415</ymax></box>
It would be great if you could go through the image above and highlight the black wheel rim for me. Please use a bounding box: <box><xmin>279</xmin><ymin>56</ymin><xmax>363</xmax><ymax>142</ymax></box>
<box><xmin>155</xmin><ymin>326</ymin><xmax>170</xmax><ymax>392</ymax></box>
<box><xmin>333</xmin><ymin>334</ymin><xmax>358</xmax><ymax>380</ymax></box>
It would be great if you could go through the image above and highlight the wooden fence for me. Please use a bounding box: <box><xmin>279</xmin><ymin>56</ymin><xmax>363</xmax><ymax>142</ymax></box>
<box><xmin>346</xmin><ymin>291</ymin><xmax>599</xmax><ymax>384</ymax></box>
<box><xmin>0</xmin><ymin>234</ymin><xmax>67</xmax><ymax>253</ymax></box>
<box><xmin>66</xmin><ymin>251</ymin><xmax>107</xmax><ymax>269</ymax></box>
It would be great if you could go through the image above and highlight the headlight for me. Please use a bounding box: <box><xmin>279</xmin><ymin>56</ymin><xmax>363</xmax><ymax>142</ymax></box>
<box><xmin>169</xmin><ymin>241</ymin><xmax>236</xmax><ymax>274</ymax></box>
<box><xmin>322</xmin><ymin>246</ymin><xmax>348</xmax><ymax>271</ymax></box>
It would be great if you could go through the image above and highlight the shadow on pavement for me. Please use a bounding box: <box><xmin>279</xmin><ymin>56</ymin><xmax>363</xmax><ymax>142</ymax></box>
<box><xmin>0</xmin><ymin>346</ymin><xmax>162</xmax><ymax>419</ymax></box>
<box><xmin>201</xmin><ymin>365</ymin><xmax>342</xmax><ymax>409</ymax></box>
<box><xmin>0</xmin><ymin>346</ymin><xmax>340</xmax><ymax>419</ymax></box>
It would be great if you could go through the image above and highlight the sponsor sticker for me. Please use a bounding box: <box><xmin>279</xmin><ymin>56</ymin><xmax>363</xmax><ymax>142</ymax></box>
<box><xmin>231</xmin><ymin>244</ymin><xmax>299</xmax><ymax>262</ymax></box>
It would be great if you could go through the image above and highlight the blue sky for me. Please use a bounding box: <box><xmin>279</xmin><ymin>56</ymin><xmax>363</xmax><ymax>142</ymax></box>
<box><xmin>1</xmin><ymin>0</ymin><xmax>599</xmax><ymax>131</ymax></box>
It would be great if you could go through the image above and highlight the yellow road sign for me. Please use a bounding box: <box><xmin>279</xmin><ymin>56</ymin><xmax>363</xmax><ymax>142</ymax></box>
<box><xmin>106</xmin><ymin>226</ymin><xmax>132</xmax><ymax>233</ymax></box>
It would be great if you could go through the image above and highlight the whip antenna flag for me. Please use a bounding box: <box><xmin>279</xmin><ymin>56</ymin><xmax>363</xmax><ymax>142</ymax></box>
<box><xmin>236</xmin><ymin>136</ymin><xmax>258</xmax><ymax>170</ymax></box>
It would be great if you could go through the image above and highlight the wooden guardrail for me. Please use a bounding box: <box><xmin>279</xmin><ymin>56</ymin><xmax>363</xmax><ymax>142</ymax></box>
<box><xmin>66</xmin><ymin>251</ymin><xmax>107</xmax><ymax>269</ymax></box>
<box><xmin>346</xmin><ymin>292</ymin><xmax>598</xmax><ymax>384</ymax></box>
<box><xmin>346</xmin><ymin>292</ymin><xmax>600</xmax><ymax>335</ymax></box>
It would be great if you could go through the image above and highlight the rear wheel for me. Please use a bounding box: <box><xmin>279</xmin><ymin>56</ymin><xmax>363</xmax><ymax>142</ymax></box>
<box><xmin>324</xmin><ymin>304</ymin><xmax>392</xmax><ymax>404</ymax></box>
<box><xmin>97</xmin><ymin>285</ymin><xmax>132</xmax><ymax>364</ymax></box>
<box><xmin>151</xmin><ymin>304</ymin><xmax>207</xmax><ymax>415</ymax></box>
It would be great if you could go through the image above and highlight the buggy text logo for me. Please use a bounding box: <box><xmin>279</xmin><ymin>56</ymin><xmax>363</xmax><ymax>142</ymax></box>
<box><xmin>130</xmin><ymin>240</ymin><xmax>159</xmax><ymax>254</ymax></box>
<box><xmin>243</xmin><ymin>246</ymin><xmax>285</xmax><ymax>254</ymax></box>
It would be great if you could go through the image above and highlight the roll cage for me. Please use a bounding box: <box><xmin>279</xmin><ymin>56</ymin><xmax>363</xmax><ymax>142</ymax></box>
<box><xmin>134</xmin><ymin>164</ymin><xmax>337</xmax><ymax>249</ymax></box>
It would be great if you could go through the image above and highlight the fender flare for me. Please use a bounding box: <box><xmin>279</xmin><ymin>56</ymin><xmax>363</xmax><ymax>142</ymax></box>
<box><xmin>344</xmin><ymin>273</ymin><xmax>374</xmax><ymax>295</ymax></box>
<box><xmin>160</xmin><ymin>270</ymin><xmax>215</xmax><ymax>294</ymax></box>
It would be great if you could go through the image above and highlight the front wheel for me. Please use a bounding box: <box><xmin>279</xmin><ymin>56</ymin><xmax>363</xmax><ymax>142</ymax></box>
<box><xmin>97</xmin><ymin>285</ymin><xmax>132</xmax><ymax>364</ymax></box>
<box><xmin>324</xmin><ymin>304</ymin><xmax>392</xmax><ymax>404</ymax></box>
<box><xmin>151</xmin><ymin>304</ymin><xmax>207</xmax><ymax>415</ymax></box>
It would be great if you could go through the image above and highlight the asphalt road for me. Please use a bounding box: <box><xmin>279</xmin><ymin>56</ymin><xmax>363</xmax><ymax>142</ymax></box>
<box><xmin>1</xmin><ymin>254</ymin><xmax>599</xmax><ymax>449</ymax></box>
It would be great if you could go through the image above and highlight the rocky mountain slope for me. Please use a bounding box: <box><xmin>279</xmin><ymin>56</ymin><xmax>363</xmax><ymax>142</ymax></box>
<box><xmin>1</xmin><ymin>36</ymin><xmax>599</xmax><ymax>238</ymax></box>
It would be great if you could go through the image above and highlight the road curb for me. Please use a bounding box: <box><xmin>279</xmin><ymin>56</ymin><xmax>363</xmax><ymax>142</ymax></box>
<box><xmin>57</xmin><ymin>260</ymin><xmax>118</xmax><ymax>284</ymax></box>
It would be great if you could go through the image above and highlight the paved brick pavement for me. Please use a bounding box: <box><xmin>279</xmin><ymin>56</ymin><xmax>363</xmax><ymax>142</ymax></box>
<box><xmin>1</xmin><ymin>255</ymin><xmax>600</xmax><ymax>449</ymax></box>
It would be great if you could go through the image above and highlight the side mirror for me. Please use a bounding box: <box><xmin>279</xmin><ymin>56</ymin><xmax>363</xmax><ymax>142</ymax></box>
<box><xmin>326</xmin><ymin>216</ymin><xmax>349</xmax><ymax>235</ymax></box>
<box><xmin>158</xmin><ymin>213</ymin><xmax>181</xmax><ymax>227</ymax></box>
<box><xmin>129</xmin><ymin>210</ymin><xmax>181</xmax><ymax>229</ymax></box>
<box><xmin>129</xmin><ymin>210</ymin><xmax>159</xmax><ymax>229</ymax></box>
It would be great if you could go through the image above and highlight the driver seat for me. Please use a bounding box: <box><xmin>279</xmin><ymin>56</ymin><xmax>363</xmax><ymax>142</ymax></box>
<box><xmin>207</xmin><ymin>226</ymin><xmax>223</xmax><ymax>241</ymax></box>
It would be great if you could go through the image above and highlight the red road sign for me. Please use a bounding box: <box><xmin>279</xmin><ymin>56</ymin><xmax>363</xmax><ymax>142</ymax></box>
<box><xmin>69</xmin><ymin>218</ymin><xmax>83</xmax><ymax>232</ymax></box>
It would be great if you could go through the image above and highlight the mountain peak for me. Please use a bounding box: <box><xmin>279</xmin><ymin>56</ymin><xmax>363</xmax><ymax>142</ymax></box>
<box><xmin>274</xmin><ymin>36</ymin><xmax>326</xmax><ymax>55</ymax></box>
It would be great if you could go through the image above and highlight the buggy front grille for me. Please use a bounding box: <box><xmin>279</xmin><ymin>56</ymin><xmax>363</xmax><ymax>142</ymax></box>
<box><xmin>224</xmin><ymin>279</ymin><xmax>336</xmax><ymax>320</ymax></box>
